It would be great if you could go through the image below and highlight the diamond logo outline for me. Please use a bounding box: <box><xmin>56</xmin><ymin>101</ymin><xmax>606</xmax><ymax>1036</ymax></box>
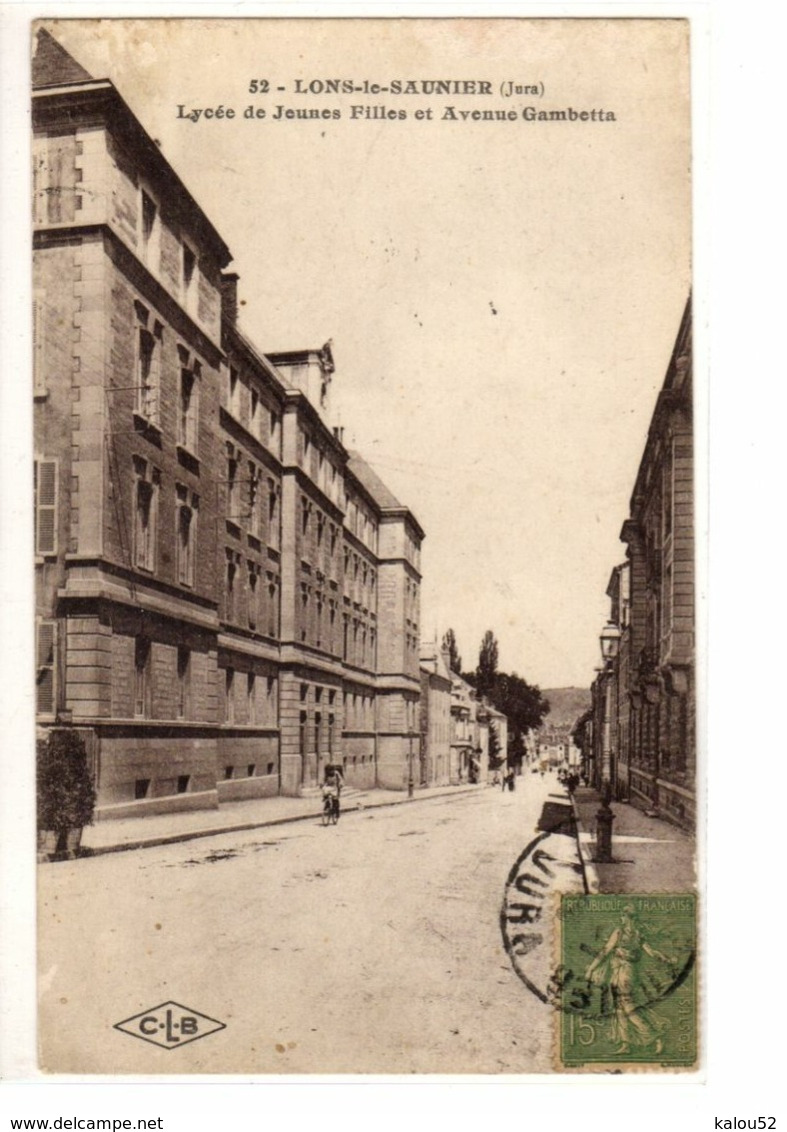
<box><xmin>114</xmin><ymin>1000</ymin><xmax>226</xmax><ymax>1050</ymax></box>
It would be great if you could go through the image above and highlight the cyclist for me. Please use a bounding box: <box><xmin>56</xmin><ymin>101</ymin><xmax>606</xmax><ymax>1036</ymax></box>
<box><xmin>321</xmin><ymin>764</ymin><xmax>343</xmax><ymax>820</ymax></box>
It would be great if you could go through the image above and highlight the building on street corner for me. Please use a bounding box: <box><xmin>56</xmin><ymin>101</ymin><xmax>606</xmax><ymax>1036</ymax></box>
<box><xmin>32</xmin><ymin>29</ymin><xmax>425</xmax><ymax>818</ymax></box>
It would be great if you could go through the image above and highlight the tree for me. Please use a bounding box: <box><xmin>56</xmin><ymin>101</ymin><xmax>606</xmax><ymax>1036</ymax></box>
<box><xmin>491</xmin><ymin>672</ymin><xmax>550</xmax><ymax>737</ymax></box>
<box><xmin>441</xmin><ymin>628</ymin><xmax>462</xmax><ymax>675</ymax></box>
<box><xmin>489</xmin><ymin>672</ymin><xmax>550</xmax><ymax>768</ymax></box>
<box><xmin>476</xmin><ymin>630</ymin><xmax>499</xmax><ymax>699</ymax></box>
<box><xmin>37</xmin><ymin>728</ymin><xmax>96</xmax><ymax>852</ymax></box>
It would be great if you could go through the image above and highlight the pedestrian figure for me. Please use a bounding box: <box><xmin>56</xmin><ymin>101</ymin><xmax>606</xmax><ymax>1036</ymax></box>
<box><xmin>507</xmin><ymin>770</ymin><xmax>515</xmax><ymax>792</ymax></box>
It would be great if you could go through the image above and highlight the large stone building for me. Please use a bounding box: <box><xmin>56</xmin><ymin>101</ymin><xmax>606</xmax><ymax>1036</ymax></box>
<box><xmin>577</xmin><ymin>297</ymin><xmax>694</xmax><ymax>828</ymax></box>
<box><xmin>32</xmin><ymin>30</ymin><xmax>423</xmax><ymax>818</ymax></box>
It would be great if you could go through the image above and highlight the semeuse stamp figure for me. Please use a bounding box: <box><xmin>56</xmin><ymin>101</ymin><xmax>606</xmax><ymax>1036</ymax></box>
<box><xmin>584</xmin><ymin>902</ymin><xmax>674</xmax><ymax>1055</ymax></box>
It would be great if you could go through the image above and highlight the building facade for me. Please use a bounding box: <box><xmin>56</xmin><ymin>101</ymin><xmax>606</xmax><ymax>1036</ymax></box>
<box><xmin>33</xmin><ymin>30</ymin><xmax>424</xmax><ymax>818</ymax></box>
<box><xmin>581</xmin><ymin>298</ymin><xmax>695</xmax><ymax>828</ymax></box>
<box><xmin>446</xmin><ymin>672</ymin><xmax>505</xmax><ymax>785</ymax></box>
<box><xmin>418</xmin><ymin>644</ymin><xmax>452</xmax><ymax>787</ymax></box>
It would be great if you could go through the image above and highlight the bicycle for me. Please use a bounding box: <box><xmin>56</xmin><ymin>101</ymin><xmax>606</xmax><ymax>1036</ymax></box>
<box><xmin>322</xmin><ymin>791</ymin><xmax>340</xmax><ymax>826</ymax></box>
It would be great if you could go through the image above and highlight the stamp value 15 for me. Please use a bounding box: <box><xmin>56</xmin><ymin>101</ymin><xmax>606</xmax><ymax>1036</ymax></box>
<box><xmin>557</xmin><ymin>894</ymin><xmax>697</xmax><ymax>1069</ymax></box>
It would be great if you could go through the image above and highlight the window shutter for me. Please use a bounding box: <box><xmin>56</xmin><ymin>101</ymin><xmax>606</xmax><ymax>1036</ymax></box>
<box><xmin>37</xmin><ymin>620</ymin><xmax>56</xmax><ymax>715</ymax></box>
<box><xmin>35</xmin><ymin>459</ymin><xmax>57</xmax><ymax>555</ymax></box>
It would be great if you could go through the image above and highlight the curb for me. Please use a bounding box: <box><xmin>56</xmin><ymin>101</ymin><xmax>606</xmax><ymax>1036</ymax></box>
<box><xmin>76</xmin><ymin>783</ymin><xmax>484</xmax><ymax>860</ymax></box>
<box><xmin>569</xmin><ymin>793</ymin><xmax>600</xmax><ymax>895</ymax></box>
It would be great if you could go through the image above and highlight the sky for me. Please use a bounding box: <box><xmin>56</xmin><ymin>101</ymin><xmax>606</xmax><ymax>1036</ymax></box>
<box><xmin>45</xmin><ymin>17</ymin><xmax>691</xmax><ymax>689</ymax></box>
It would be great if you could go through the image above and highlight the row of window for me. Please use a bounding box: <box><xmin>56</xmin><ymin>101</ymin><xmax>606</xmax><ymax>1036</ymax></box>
<box><xmin>133</xmin><ymin>457</ymin><xmax>199</xmax><ymax>585</ymax></box>
<box><xmin>343</xmin><ymin>690</ymin><xmax>375</xmax><ymax>731</ymax></box>
<box><xmin>224</xmin><ymin>554</ymin><xmax>280</xmax><ymax>637</ymax></box>
<box><xmin>36</xmin><ymin>615</ymin><xmax>410</xmax><ymax>725</ymax></box>
<box><xmin>296</xmin><ymin>685</ymin><xmax>381</xmax><ymax>737</ymax></box>
<box><xmin>133</xmin><ymin>637</ymin><xmax>193</xmax><ymax>719</ymax></box>
<box><xmin>342</xmin><ymin>545</ymin><xmax>377</xmax><ymax>608</ymax></box>
<box><xmin>35</xmin><ymin>623</ymin><xmax>198</xmax><ymax>722</ymax></box>
<box><xmin>224</xmin><ymin>762</ymin><xmax>276</xmax><ymax>780</ymax></box>
<box><xmin>294</xmin><ymin>588</ymin><xmax>378</xmax><ymax>667</ymax></box>
<box><xmin>135</xmin><ymin>775</ymin><xmax>191</xmax><ymax>800</ymax></box>
<box><xmin>342</xmin><ymin>613</ymin><xmax>377</xmax><ymax>670</ymax></box>
<box><xmin>227</xmin><ymin>449</ymin><xmax>281</xmax><ymax>550</ymax></box>
<box><xmin>345</xmin><ymin>492</ymin><xmax>379</xmax><ymax>554</ymax></box>
<box><xmin>226</xmin><ymin>363</ymin><xmax>282</xmax><ymax>456</ymax></box>
<box><xmin>224</xmin><ymin>667</ymin><xmax>278</xmax><ymax>726</ymax></box>
<box><xmin>134</xmin><ymin>303</ymin><xmax>202</xmax><ymax>454</ymax></box>
<box><xmin>298</xmin><ymin>710</ymin><xmax>340</xmax><ymax>756</ymax></box>
<box><xmin>139</xmin><ymin>186</ymin><xmax>200</xmax><ymax>321</ymax></box>
<box><xmin>299</xmin><ymin>426</ymin><xmax>343</xmax><ymax>505</ymax></box>
<box><xmin>299</xmin><ymin>497</ymin><xmax>340</xmax><ymax>570</ymax></box>
<box><xmin>298</xmin><ymin>585</ymin><xmax>339</xmax><ymax>651</ymax></box>
<box><xmin>295</xmin><ymin>436</ymin><xmax>381</xmax><ymax>560</ymax></box>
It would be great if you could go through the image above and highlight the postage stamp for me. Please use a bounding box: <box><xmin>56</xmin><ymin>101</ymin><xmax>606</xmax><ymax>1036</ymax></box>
<box><xmin>557</xmin><ymin>894</ymin><xmax>697</xmax><ymax>1068</ymax></box>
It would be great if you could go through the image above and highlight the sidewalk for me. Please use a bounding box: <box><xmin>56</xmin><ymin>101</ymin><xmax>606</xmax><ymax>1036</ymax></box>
<box><xmin>570</xmin><ymin>785</ymin><xmax>697</xmax><ymax>895</ymax></box>
<box><xmin>80</xmin><ymin>782</ymin><xmax>485</xmax><ymax>857</ymax></box>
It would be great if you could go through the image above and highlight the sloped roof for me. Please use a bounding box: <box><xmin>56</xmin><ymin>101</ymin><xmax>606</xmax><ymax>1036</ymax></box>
<box><xmin>33</xmin><ymin>28</ymin><xmax>94</xmax><ymax>88</ymax></box>
<box><xmin>346</xmin><ymin>451</ymin><xmax>403</xmax><ymax>510</ymax></box>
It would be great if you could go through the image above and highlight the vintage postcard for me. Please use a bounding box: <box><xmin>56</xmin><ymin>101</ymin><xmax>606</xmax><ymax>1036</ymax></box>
<box><xmin>30</xmin><ymin>16</ymin><xmax>696</xmax><ymax>1075</ymax></box>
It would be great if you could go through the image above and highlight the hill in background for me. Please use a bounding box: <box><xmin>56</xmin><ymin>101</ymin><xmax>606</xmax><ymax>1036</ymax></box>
<box><xmin>539</xmin><ymin>687</ymin><xmax>591</xmax><ymax>730</ymax></box>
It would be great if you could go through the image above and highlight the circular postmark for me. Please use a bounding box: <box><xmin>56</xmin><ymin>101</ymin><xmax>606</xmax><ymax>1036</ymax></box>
<box><xmin>500</xmin><ymin>830</ymin><xmax>578</xmax><ymax>1004</ymax></box>
<box><xmin>502</xmin><ymin>838</ymin><xmax>695</xmax><ymax>1012</ymax></box>
<box><xmin>502</xmin><ymin>846</ymin><xmax>698</xmax><ymax>1064</ymax></box>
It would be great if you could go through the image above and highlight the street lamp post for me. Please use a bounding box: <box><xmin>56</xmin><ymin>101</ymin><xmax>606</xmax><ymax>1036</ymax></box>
<box><xmin>596</xmin><ymin>621</ymin><xmax>621</xmax><ymax>862</ymax></box>
<box><xmin>599</xmin><ymin>622</ymin><xmax>621</xmax><ymax>787</ymax></box>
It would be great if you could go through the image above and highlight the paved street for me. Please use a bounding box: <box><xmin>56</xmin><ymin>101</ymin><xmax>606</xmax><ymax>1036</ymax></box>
<box><xmin>39</xmin><ymin>773</ymin><xmax>586</xmax><ymax>1074</ymax></box>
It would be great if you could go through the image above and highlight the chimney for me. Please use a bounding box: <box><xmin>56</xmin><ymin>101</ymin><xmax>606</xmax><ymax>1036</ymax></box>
<box><xmin>333</xmin><ymin>425</ymin><xmax>345</xmax><ymax>444</ymax></box>
<box><xmin>220</xmin><ymin>272</ymin><xmax>239</xmax><ymax>325</ymax></box>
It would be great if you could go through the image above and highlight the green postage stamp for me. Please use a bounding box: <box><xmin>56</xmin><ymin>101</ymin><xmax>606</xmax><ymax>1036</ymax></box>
<box><xmin>558</xmin><ymin>894</ymin><xmax>697</xmax><ymax>1068</ymax></box>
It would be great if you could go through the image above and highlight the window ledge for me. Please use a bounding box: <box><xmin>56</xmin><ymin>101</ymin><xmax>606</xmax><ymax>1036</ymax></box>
<box><xmin>176</xmin><ymin>445</ymin><xmax>200</xmax><ymax>473</ymax></box>
<box><xmin>133</xmin><ymin>412</ymin><xmax>163</xmax><ymax>444</ymax></box>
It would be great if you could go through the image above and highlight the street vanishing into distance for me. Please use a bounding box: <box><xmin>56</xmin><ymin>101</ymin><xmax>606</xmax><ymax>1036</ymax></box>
<box><xmin>39</xmin><ymin>773</ymin><xmax>586</xmax><ymax>1074</ymax></box>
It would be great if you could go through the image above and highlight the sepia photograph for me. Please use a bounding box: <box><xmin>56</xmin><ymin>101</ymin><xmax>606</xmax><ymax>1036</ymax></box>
<box><xmin>27</xmin><ymin>15</ymin><xmax>696</xmax><ymax>1076</ymax></box>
